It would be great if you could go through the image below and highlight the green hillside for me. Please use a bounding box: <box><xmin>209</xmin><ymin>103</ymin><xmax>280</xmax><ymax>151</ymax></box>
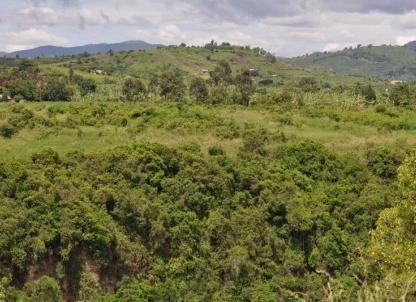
<box><xmin>1</xmin><ymin>44</ymin><xmax>416</xmax><ymax>301</ymax></box>
<box><xmin>49</xmin><ymin>44</ymin><xmax>370</xmax><ymax>85</ymax></box>
<box><xmin>288</xmin><ymin>44</ymin><xmax>416</xmax><ymax>81</ymax></box>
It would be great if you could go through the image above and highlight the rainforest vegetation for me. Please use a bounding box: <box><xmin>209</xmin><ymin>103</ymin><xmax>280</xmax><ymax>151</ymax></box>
<box><xmin>0</xmin><ymin>43</ymin><xmax>416</xmax><ymax>301</ymax></box>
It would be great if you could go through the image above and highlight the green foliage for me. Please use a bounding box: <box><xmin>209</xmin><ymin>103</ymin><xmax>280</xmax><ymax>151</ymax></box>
<box><xmin>122</xmin><ymin>77</ymin><xmax>147</xmax><ymax>102</ymax></box>
<box><xmin>389</xmin><ymin>83</ymin><xmax>414</xmax><ymax>106</ymax></box>
<box><xmin>234</xmin><ymin>70</ymin><xmax>255</xmax><ymax>106</ymax></box>
<box><xmin>23</xmin><ymin>277</ymin><xmax>62</xmax><ymax>302</ymax></box>
<box><xmin>0</xmin><ymin>139</ymin><xmax>395</xmax><ymax>301</ymax></box>
<box><xmin>73</xmin><ymin>75</ymin><xmax>97</xmax><ymax>96</ymax></box>
<box><xmin>0</xmin><ymin>123</ymin><xmax>18</xmax><ymax>138</ymax></box>
<box><xmin>42</xmin><ymin>78</ymin><xmax>73</xmax><ymax>102</ymax></box>
<box><xmin>210</xmin><ymin>59</ymin><xmax>233</xmax><ymax>85</ymax></box>
<box><xmin>151</xmin><ymin>71</ymin><xmax>185</xmax><ymax>102</ymax></box>
<box><xmin>288</xmin><ymin>44</ymin><xmax>416</xmax><ymax>81</ymax></box>
<box><xmin>353</xmin><ymin>83</ymin><xmax>377</xmax><ymax>102</ymax></box>
<box><xmin>366</xmin><ymin>151</ymin><xmax>416</xmax><ymax>300</ymax></box>
<box><xmin>189</xmin><ymin>77</ymin><xmax>208</xmax><ymax>103</ymax></box>
<box><xmin>366</xmin><ymin>146</ymin><xmax>404</xmax><ymax>180</ymax></box>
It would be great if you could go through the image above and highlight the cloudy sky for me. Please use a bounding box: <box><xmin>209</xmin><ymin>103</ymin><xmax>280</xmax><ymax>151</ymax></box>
<box><xmin>1</xmin><ymin>0</ymin><xmax>416</xmax><ymax>56</ymax></box>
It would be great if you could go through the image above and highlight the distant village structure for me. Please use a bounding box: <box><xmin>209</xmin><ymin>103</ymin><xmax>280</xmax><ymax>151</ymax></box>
<box><xmin>389</xmin><ymin>80</ymin><xmax>405</xmax><ymax>85</ymax></box>
<box><xmin>91</xmin><ymin>69</ymin><xmax>107</xmax><ymax>75</ymax></box>
<box><xmin>200</xmin><ymin>69</ymin><xmax>209</xmax><ymax>76</ymax></box>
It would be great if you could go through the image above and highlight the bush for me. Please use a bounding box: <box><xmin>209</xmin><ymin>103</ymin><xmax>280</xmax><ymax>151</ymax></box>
<box><xmin>208</xmin><ymin>146</ymin><xmax>225</xmax><ymax>156</ymax></box>
<box><xmin>153</xmin><ymin>72</ymin><xmax>185</xmax><ymax>102</ymax></box>
<box><xmin>189</xmin><ymin>77</ymin><xmax>208</xmax><ymax>103</ymax></box>
<box><xmin>389</xmin><ymin>83</ymin><xmax>414</xmax><ymax>106</ymax></box>
<box><xmin>353</xmin><ymin>83</ymin><xmax>376</xmax><ymax>102</ymax></box>
<box><xmin>0</xmin><ymin>124</ymin><xmax>18</xmax><ymax>138</ymax></box>
<box><xmin>259</xmin><ymin>79</ymin><xmax>274</xmax><ymax>86</ymax></box>
<box><xmin>241</xmin><ymin>127</ymin><xmax>268</xmax><ymax>155</ymax></box>
<box><xmin>366</xmin><ymin>147</ymin><xmax>404</xmax><ymax>179</ymax></box>
<box><xmin>6</xmin><ymin>78</ymin><xmax>39</xmax><ymax>101</ymax></box>
<box><xmin>375</xmin><ymin>104</ymin><xmax>386</xmax><ymax>113</ymax></box>
<box><xmin>73</xmin><ymin>75</ymin><xmax>97</xmax><ymax>96</ymax></box>
<box><xmin>235</xmin><ymin>70</ymin><xmax>255</xmax><ymax>106</ymax></box>
<box><xmin>122</xmin><ymin>77</ymin><xmax>147</xmax><ymax>102</ymax></box>
<box><xmin>42</xmin><ymin>78</ymin><xmax>73</xmax><ymax>102</ymax></box>
<box><xmin>23</xmin><ymin>276</ymin><xmax>62</xmax><ymax>302</ymax></box>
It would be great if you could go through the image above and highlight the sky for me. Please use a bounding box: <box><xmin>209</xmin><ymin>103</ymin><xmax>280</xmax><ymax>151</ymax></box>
<box><xmin>1</xmin><ymin>0</ymin><xmax>416</xmax><ymax>57</ymax></box>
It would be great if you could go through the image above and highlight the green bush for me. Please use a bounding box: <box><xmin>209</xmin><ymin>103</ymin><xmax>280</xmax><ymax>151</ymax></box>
<box><xmin>0</xmin><ymin>124</ymin><xmax>18</xmax><ymax>138</ymax></box>
<box><xmin>23</xmin><ymin>277</ymin><xmax>62</xmax><ymax>302</ymax></box>
<box><xmin>189</xmin><ymin>77</ymin><xmax>208</xmax><ymax>103</ymax></box>
<box><xmin>42</xmin><ymin>78</ymin><xmax>73</xmax><ymax>102</ymax></box>
<box><xmin>73</xmin><ymin>75</ymin><xmax>97</xmax><ymax>96</ymax></box>
<box><xmin>122</xmin><ymin>77</ymin><xmax>147</xmax><ymax>102</ymax></box>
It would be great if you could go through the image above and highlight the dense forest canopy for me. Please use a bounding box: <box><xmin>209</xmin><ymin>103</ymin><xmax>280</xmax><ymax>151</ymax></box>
<box><xmin>0</xmin><ymin>44</ymin><xmax>416</xmax><ymax>301</ymax></box>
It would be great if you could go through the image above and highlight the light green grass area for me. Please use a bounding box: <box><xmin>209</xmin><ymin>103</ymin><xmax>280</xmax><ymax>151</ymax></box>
<box><xmin>1</xmin><ymin>101</ymin><xmax>415</xmax><ymax>161</ymax></box>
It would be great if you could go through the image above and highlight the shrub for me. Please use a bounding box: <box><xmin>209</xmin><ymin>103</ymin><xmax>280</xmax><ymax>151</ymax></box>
<box><xmin>23</xmin><ymin>276</ymin><xmax>62</xmax><ymax>302</ymax></box>
<box><xmin>189</xmin><ymin>77</ymin><xmax>208</xmax><ymax>103</ymax></box>
<box><xmin>389</xmin><ymin>83</ymin><xmax>414</xmax><ymax>106</ymax></box>
<box><xmin>259</xmin><ymin>79</ymin><xmax>274</xmax><ymax>86</ymax></box>
<box><xmin>42</xmin><ymin>78</ymin><xmax>73</xmax><ymax>102</ymax></box>
<box><xmin>375</xmin><ymin>104</ymin><xmax>386</xmax><ymax>113</ymax></box>
<box><xmin>353</xmin><ymin>83</ymin><xmax>376</xmax><ymax>102</ymax></box>
<box><xmin>235</xmin><ymin>70</ymin><xmax>255</xmax><ymax>106</ymax></box>
<box><xmin>153</xmin><ymin>72</ymin><xmax>185</xmax><ymax>102</ymax></box>
<box><xmin>241</xmin><ymin>127</ymin><xmax>268</xmax><ymax>155</ymax></box>
<box><xmin>366</xmin><ymin>147</ymin><xmax>404</xmax><ymax>180</ymax></box>
<box><xmin>73</xmin><ymin>75</ymin><xmax>97</xmax><ymax>96</ymax></box>
<box><xmin>122</xmin><ymin>77</ymin><xmax>147</xmax><ymax>102</ymax></box>
<box><xmin>6</xmin><ymin>78</ymin><xmax>39</xmax><ymax>101</ymax></box>
<box><xmin>298</xmin><ymin>77</ymin><xmax>319</xmax><ymax>92</ymax></box>
<box><xmin>210</xmin><ymin>60</ymin><xmax>233</xmax><ymax>85</ymax></box>
<box><xmin>208</xmin><ymin>146</ymin><xmax>225</xmax><ymax>156</ymax></box>
<box><xmin>0</xmin><ymin>124</ymin><xmax>18</xmax><ymax>138</ymax></box>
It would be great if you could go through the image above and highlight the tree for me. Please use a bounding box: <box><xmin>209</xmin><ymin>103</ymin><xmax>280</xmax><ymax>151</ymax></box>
<box><xmin>210</xmin><ymin>60</ymin><xmax>233</xmax><ymax>85</ymax></box>
<box><xmin>389</xmin><ymin>83</ymin><xmax>414</xmax><ymax>106</ymax></box>
<box><xmin>189</xmin><ymin>77</ymin><xmax>208</xmax><ymax>103</ymax></box>
<box><xmin>368</xmin><ymin>151</ymin><xmax>416</xmax><ymax>282</ymax></box>
<box><xmin>42</xmin><ymin>78</ymin><xmax>73</xmax><ymax>101</ymax></box>
<box><xmin>353</xmin><ymin>83</ymin><xmax>376</xmax><ymax>102</ymax></box>
<box><xmin>234</xmin><ymin>69</ymin><xmax>255</xmax><ymax>106</ymax></box>
<box><xmin>154</xmin><ymin>72</ymin><xmax>185</xmax><ymax>102</ymax></box>
<box><xmin>122</xmin><ymin>77</ymin><xmax>147</xmax><ymax>102</ymax></box>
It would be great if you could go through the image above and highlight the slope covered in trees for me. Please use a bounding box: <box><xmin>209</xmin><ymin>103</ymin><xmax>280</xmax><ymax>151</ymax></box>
<box><xmin>0</xmin><ymin>44</ymin><xmax>416</xmax><ymax>301</ymax></box>
<box><xmin>288</xmin><ymin>45</ymin><xmax>416</xmax><ymax>81</ymax></box>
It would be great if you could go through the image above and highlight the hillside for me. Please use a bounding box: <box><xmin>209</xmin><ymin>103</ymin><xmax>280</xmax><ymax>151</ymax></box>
<box><xmin>1</xmin><ymin>40</ymin><xmax>163</xmax><ymax>58</ymax></box>
<box><xmin>287</xmin><ymin>44</ymin><xmax>416</xmax><ymax>81</ymax></box>
<box><xmin>48</xmin><ymin>44</ymin><xmax>373</xmax><ymax>87</ymax></box>
<box><xmin>404</xmin><ymin>41</ymin><xmax>416</xmax><ymax>51</ymax></box>
<box><xmin>1</xmin><ymin>44</ymin><xmax>416</xmax><ymax>301</ymax></box>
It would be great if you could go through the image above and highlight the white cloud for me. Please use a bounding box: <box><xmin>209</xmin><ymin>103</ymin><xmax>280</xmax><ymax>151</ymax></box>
<box><xmin>396</xmin><ymin>35</ymin><xmax>416</xmax><ymax>46</ymax></box>
<box><xmin>1</xmin><ymin>28</ymin><xmax>68</xmax><ymax>52</ymax></box>
<box><xmin>1</xmin><ymin>0</ymin><xmax>416</xmax><ymax>56</ymax></box>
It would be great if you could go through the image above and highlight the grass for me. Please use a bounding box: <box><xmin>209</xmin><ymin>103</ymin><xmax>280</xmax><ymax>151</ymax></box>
<box><xmin>1</xmin><ymin>101</ymin><xmax>416</xmax><ymax>161</ymax></box>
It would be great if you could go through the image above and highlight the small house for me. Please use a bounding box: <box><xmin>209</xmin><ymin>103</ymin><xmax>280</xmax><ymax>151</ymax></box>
<box><xmin>389</xmin><ymin>80</ymin><xmax>404</xmax><ymax>85</ymax></box>
<box><xmin>91</xmin><ymin>69</ymin><xmax>107</xmax><ymax>75</ymax></box>
<box><xmin>200</xmin><ymin>69</ymin><xmax>209</xmax><ymax>76</ymax></box>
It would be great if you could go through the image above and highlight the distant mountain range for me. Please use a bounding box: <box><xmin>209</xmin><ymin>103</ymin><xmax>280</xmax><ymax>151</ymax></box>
<box><xmin>404</xmin><ymin>41</ymin><xmax>416</xmax><ymax>51</ymax></box>
<box><xmin>287</xmin><ymin>42</ymin><xmax>416</xmax><ymax>81</ymax></box>
<box><xmin>0</xmin><ymin>41</ymin><xmax>163</xmax><ymax>58</ymax></box>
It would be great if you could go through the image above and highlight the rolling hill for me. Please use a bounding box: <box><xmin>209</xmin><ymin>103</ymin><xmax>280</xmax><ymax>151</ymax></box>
<box><xmin>1</xmin><ymin>40</ymin><xmax>163</xmax><ymax>58</ymax></box>
<box><xmin>49</xmin><ymin>44</ymin><xmax>371</xmax><ymax>87</ymax></box>
<box><xmin>404</xmin><ymin>41</ymin><xmax>416</xmax><ymax>51</ymax></box>
<box><xmin>287</xmin><ymin>44</ymin><xmax>416</xmax><ymax>81</ymax></box>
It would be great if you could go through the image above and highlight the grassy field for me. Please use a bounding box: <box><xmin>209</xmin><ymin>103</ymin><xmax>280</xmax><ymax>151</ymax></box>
<box><xmin>1</xmin><ymin>101</ymin><xmax>414</xmax><ymax>161</ymax></box>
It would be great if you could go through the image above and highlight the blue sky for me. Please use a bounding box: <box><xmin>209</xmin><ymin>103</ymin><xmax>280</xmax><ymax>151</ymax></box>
<box><xmin>1</xmin><ymin>0</ymin><xmax>416</xmax><ymax>56</ymax></box>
